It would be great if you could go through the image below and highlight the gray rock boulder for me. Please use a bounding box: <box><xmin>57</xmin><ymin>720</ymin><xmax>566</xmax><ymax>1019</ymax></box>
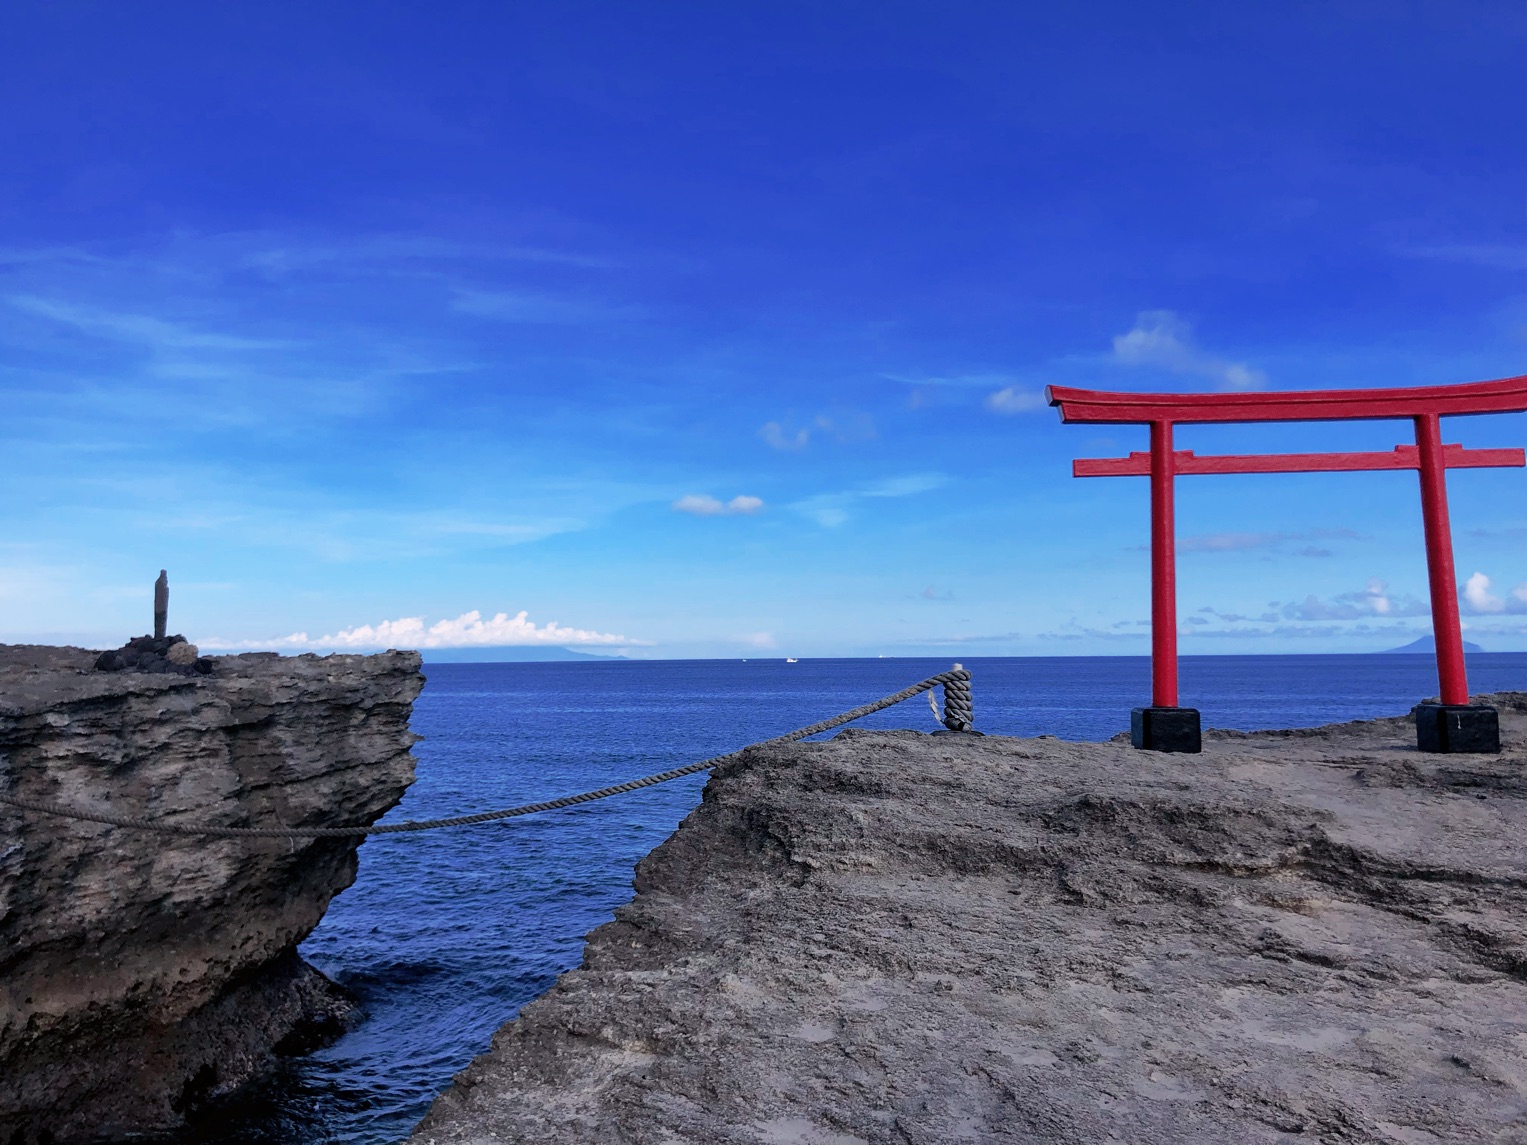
<box><xmin>0</xmin><ymin>644</ymin><xmax>424</xmax><ymax>1143</ymax></box>
<box><xmin>411</xmin><ymin>694</ymin><xmax>1527</xmax><ymax>1144</ymax></box>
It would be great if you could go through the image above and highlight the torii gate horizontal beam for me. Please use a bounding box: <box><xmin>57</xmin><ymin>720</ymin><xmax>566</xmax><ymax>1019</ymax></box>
<box><xmin>1073</xmin><ymin>444</ymin><xmax>1526</xmax><ymax>478</ymax></box>
<box><xmin>1047</xmin><ymin>373</ymin><xmax>1527</xmax><ymax>424</ymax></box>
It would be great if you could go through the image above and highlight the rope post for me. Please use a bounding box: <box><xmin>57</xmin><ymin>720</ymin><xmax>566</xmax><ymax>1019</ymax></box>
<box><xmin>941</xmin><ymin>663</ymin><xmax>973</xmax><ymax>732</ymax></box>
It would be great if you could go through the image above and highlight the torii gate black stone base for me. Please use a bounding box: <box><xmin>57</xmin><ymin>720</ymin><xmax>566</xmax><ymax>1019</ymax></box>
<box><xmin>1131</xmin><ymin>706</ymin><xmax>1201</xmax><ymax>754</ymax></box>
<box><xmin>1415</xmin><ymin>704</ymin><xmax>1501</xmax><ymax>754</ymax></box>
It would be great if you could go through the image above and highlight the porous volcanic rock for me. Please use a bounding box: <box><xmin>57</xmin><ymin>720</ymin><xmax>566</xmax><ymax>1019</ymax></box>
<box><xmin>411</xmin><ymin>694</ymin><xmax>1527</xmax><ymax>1145</ymax></box>
<box><xmin>0</xmin><ymin>644</ymin><xmax>424</xmax><ymax>1143</ymax></box>
<box><xmin>93</xmin><ymin>634</ymin><xmax>214</xmax><ymax>676</ymax></box>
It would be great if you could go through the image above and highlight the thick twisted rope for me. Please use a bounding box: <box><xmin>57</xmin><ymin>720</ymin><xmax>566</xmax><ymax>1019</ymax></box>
<box><xmin>942</xmin><ymin>669</ymin><xmax>973</xmax><ymax>732</ymax></box>
<box><xmin>0</xmin><ymin>668</ymin><xmax>973</xmax><ymax>840</ymax></box>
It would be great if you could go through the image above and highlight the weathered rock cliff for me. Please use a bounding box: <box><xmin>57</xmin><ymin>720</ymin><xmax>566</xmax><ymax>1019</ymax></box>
<box><xmin>412</xmin><ymin>694</ymin><xmax>1527</xmax><ymax>1145</ymax></box>
<box><xmin>0</xmin><ymin>644</ymin><xmax>424</xmax><ymax>1143</ymax></box>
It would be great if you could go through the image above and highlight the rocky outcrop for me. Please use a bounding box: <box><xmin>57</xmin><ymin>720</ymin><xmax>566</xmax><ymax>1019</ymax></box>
<box><xmin>0</xmin><ymin>644</ymin><xmax>424</xmax><ymax>1143</ymax></box>
<box><xmin>412</xmin><ymin>694</ymin><xmax>1527</xmax><ymax>1145</ymax></box>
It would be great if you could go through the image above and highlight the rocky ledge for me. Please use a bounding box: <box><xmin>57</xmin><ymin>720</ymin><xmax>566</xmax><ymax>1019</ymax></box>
<box><xmin>0</xmin><ymin>644</ymin><xmax>424</xmax><ymax>1143</ymax></box>
<box><xmin>412</xmin><ymin>694</ymin><xmax>1527</xmax><ymax>1145</ymax></box>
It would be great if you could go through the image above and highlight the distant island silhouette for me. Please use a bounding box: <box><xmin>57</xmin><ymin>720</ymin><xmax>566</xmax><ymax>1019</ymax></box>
<box><xmin>1382</xmin><ymin>635</ymin><xmax>1484</xmax><ymax>654</ymax></box>
<box><xmin>419</xmin><ymin>646</ymin><xmax>628</xmax><ymax>663</ymax></box>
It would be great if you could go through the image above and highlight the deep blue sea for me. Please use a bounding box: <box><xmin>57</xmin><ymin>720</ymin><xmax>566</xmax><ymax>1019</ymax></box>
<box><xmin>183</xmin><ymin>653</ymin><xmax>1526</xmax><ymax>1143</ymax></box>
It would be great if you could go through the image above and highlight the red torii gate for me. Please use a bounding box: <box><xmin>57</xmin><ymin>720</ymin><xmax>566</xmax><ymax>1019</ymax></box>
<box><xmin>1047</xmin><ymin>374</ymin><xmax>1527</xmax><ymax>754</ymax></box>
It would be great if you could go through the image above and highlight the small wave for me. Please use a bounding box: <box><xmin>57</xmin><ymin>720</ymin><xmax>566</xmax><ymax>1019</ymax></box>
<box><xmin>334</xmin><ymin>959</ymin><xmax>448</xmax><ymax>994</ymax></box>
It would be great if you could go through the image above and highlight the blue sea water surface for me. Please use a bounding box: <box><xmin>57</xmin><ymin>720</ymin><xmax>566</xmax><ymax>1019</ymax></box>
<box><xmin>185</xmin><ymin>653</ymin><xmax>1526</xmax><ymax>1142</ymax></box>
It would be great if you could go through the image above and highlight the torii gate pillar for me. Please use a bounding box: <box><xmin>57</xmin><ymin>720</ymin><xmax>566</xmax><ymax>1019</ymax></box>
<box><xmin>1048</xmin><ymin>374</ymin><xmax>1527</xmax><ymax>754</ymax></box>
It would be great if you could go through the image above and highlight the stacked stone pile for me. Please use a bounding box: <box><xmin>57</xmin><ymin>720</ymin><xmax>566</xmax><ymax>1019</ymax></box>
<box><xmin>92</xmin><ymin>633</ymin><xmax>214</xmax><ymax>676</ymax></box>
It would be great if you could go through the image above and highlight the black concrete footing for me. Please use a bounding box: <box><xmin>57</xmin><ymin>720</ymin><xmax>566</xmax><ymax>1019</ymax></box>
<box><xmin>1131</xmin><ymin>707</ymin><xmax>1201</xmax><ymax>753</ymax></box>
<box><xmin>1414</xmin><ymin>704</ymin><xmax>1500</xmax><ymax>754</ymax></box>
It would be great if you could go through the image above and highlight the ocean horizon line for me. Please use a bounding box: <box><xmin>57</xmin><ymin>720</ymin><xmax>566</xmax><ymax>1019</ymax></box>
<box><xmin>413</xmin><ymin>647</ymin><xmax>1525</xmax><ymax>665</ymax></box>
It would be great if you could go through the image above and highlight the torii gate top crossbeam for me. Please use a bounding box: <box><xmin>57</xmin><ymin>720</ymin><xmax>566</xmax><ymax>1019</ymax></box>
<box><xmin>1047</xmin><ymin>374</ymin><xmax>1527</xmax><ymax>424</ymax></box>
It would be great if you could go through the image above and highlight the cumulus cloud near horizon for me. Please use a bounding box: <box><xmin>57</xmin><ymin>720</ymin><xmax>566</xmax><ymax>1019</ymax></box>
<box><xmin>1463</xmin><ymin>571</ymin><xmax>1527</xmax><ymax>614</ymax></box>
<box><xmin>1188</xmin><ymin>578</ymin><xmax>1426</xmax><ymax>628</ymax></box>
<box><xmin>672</xmin><ymin>493</ymin><xmax>765</xmax><ymax>516</ymax></box>
<box><xmin>205</xmin><ymin>609</ymin><xmax>637</xmax><ymax>651</ymax></box>
<box><xmin>1276</xmin><ymin>578</ymin><xmax>1433</xmax><ymax>621</ymax></box>
<box><xmin>1112</xmin><ymin>310</ymin><xmax>1267</xmax><ymax>392</ymax></box>
<box><xmin>1465</xmin><ymin>571</ymin><xmax>1504</xmax><ymax>613</ymax></box>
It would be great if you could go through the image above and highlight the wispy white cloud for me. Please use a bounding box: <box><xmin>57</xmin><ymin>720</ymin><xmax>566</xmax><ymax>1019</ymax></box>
<box><xmin>985</xmin><ymin>385</ymin><xmax>1047</xmax><ymax>414</ymax></box>
<box><xmin>887</xmin><ymin>371</ymin><xmax>1028</xmax><ymax>412</ymax></box>
<box><xmin>792</xmin><ymin>497</ymin><xmax>850</xmax><ymax>527</ymax></box>
<box><xmin>0</xmin><ymin>245</ymin><xmax>91</xmax><ymax>266</ymax></box>
<box><xmin>238</xmin><ymin>234</ymin><xmax>620</xmax><ymax>275</ymax></box>
<box><xmin>427</xmin><ymin>516</ymin><xmax>587</xmax><ymax>544</ymax></box>
<box><xmin>789</xmin><ymin>472</ymin><xmax>948</xmax><ymax>527</ymax></box>
<box><xmin>1394</xmin><ymin>243</ymin><xmax>1527</xmax><ymax>271</ymax></box>
<box><xmin>1178</xmin><ymin>532</ymin><xmax>1286</xmax><ymax>553</ymax></box>
<box><xmin>759</xmin><ymin>412</ymin><xmax>875</xmax><ymax>451</ymax></box>
<box><xmin>759</xmin><ymin>420</ymin><xmax>813</xmax><ymax>451</ymax></box>
<box><xmin>213</xmin><ymin>609</ymin><xmax>637</xmax><ymax>650</ymax></box>
<box><xmin>1112</xmin><ymin>310</ymin><xmax>1266</xmax><ymax>391</ymax></box>
<box><xmin>1194</xmin><ymin>605</ymin><xmax>1282</xmax><ymax>624</ymax></box>
<box><xmin>672</xmin><ymin>493</ymin><xmax>765</xmax><ymax>516</ymax></box>
<box><xmin>886</xmin><ymin>371</ymin><xmax>1013</xmax><ymax>390</ymax></box>
<box><xmin>1168</xmin><ymin>527</ymin><xmax>1362</xmax><ymax>555</ymax></box>
<box><xmin>9</xmin><ymin>294</ymin><xmax>290</xmax><ymax>351</ymax></box>
<box><xmin>862</xmin><ymin>473</ymin><xmax>948</xmax><ymax>498</ymax></box>
<box><xmin>1181</xmin><ymin>622</ymin><xmax>1430</xmax><ymax>642</ymax></box>
<box><xmin>0</xmin><ymin>245</ymin><xmax>493</xmax><ymax>437</ymax></box>
<box><xmin>450</xmin><ymin>289</ymin><xmax>639</xmax><ymax>324</ymax></box>
<box><xmin>1184</xmin><ymin>578</ymin><xmax>1427</xmax><ymax>628</ymax></box>
<box><xmin>916</xmin><ymin>619</ymin><xmax>1436</xmax><ymax>645</ymax></box>
<box><xmin>1026</xmin><ymin>618</ymin><xmax>1436</xmax><ymax>644</ymax></box>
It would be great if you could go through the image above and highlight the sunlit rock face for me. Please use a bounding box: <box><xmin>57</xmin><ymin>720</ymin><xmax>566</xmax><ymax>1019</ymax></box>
<box><xmin>411</xmin><ymin>697</ymin><xmax>1527</xmax><ymax>1145</ymax></box>
<box><xmin>0</xmin><ymin>645</ymin><xmax>423</xmax><ymax>1143</ymax></box>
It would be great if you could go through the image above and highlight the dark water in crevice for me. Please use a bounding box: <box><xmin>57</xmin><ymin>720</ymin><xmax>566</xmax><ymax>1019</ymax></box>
<box><xmin>172</xmin><ymin>653</ymin><xmax>1525</xmax><ymax>1143</ymax></box>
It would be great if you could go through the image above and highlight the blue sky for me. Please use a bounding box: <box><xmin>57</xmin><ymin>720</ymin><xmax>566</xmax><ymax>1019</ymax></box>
<box><xmin>2</xmin><ymin>1</ymin><xmax>1524</xmax><ymax>657</ymax></box>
